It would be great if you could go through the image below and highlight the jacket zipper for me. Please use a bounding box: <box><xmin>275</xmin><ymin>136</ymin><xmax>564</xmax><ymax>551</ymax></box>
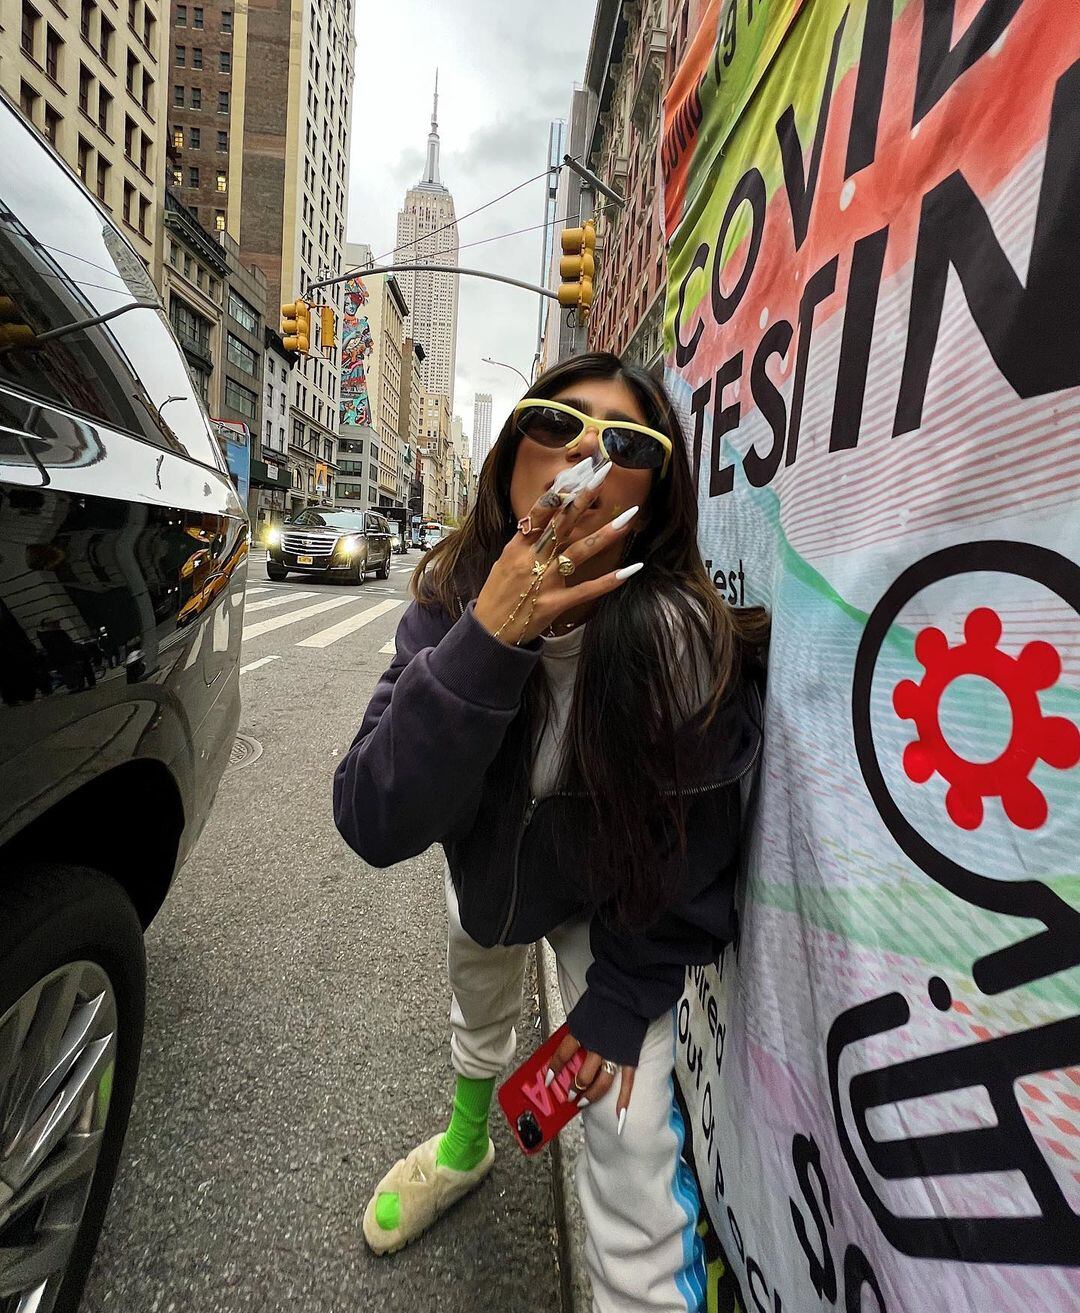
<box><xmin>499</xmin><ymin>795</ymin><xmax>539</xmax><ymax>945</ymax></box>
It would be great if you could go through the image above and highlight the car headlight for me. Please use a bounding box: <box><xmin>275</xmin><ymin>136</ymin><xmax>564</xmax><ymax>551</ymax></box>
<box><xmin>266</xmin><ymin>527</ymin><xmax>281</xmax><ymax>547</ymax></box>
<box><xmin>341</xmin><ymin>535</ymin><xmax>362</xmax><ymax>556</ymax></box>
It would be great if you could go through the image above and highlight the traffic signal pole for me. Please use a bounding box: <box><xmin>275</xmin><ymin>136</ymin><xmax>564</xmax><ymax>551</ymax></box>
<box><xmin>302</xmin><ymin>263</ymin><xmax>560</xmax><ymax>301</ymax></box>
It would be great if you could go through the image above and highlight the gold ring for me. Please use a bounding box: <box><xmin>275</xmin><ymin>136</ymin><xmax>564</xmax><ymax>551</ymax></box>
<box><xmin>602</xmin><ymin>1060</ymin><xmax>617</xmax><ymax>1076</ymax></box>
<box><xmin>556</xmin><ymin>554</ymin><xmax>575</xmax><ymax>577</ymax></box>
<box><xmin>517</xmin><ymin>515</ymin><xmax>535</xmax><ymax>537</ymax></box>
<box><xmin>532</xmin><ymin>560</ymin><xmax>547</xmax><ymax>580</ymax></box>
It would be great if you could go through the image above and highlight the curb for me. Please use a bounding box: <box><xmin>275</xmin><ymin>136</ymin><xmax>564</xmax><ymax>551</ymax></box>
<box><xmin>535</xmin><ymin>940</ymin><xmax>592</xmax><ymax>1313</ymax></box>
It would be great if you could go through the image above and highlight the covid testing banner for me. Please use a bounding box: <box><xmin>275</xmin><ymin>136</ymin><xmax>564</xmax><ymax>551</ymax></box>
<box><xmin>661</xmin><ymin>2</ymin><xmax>1080</xmax><ymax>1309</ymax></box>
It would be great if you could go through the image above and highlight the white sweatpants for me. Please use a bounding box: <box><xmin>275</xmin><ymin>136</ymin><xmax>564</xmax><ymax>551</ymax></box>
<box><xmin>445</xmin><ymin>868</ymin><xmax>707</xmax><ymax>1312</ymax></box>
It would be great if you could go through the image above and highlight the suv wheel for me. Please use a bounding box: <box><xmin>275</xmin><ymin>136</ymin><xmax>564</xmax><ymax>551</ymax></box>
<box><xmin>0</xmin><ymin>863</ymin><xmax>145</xmax><ymax>1313</ymax></box>
<box><xmin>377</xmin><ymin>555</ymin><xmax>391</xmax><ymax>581</ymax></box>
<box><xmin>266</xmin><ymin>563</ymin><xmax>288</xmax><ymax>581</ymax></box>
<box><xmin>348</xmin><ymin>554</ymin><xmax>366</xmax><ymax>586</ymax></box>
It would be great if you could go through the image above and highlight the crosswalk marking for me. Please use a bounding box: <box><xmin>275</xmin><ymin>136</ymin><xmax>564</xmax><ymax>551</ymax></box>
<box><xmin>244</xmin><ymin>590</ymin><xmax>316</xmax><ymax>613</ymax></box>
<box><xmin>240</xmin><ymin>655</ymin><xmax>281</xmax><ymax>675</ymax></box>
<box><xmin>245</xmin><ymin>586</ymin><xmax>273</xmax><ymax>596</ymax></box>
<box><xmin>243</xmin><ymin>593</ymin><xmax>360</xmax><ymax>640</ymax></box>
<box><xmin>296</xmin><ymin>599</ymin><xmax>402</xmax><ymax>648</ymax></box>
<box><xmin>379</xmin><ymin>640</ymin><xmax>396</xmax><ymax>655</ymax></box>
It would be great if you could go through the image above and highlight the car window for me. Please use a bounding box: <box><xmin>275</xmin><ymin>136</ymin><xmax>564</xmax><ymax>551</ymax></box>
<box><xmin>365</xmin><ymin>515</ymin><xmax>380</xmax><ymax>534</ymax></box>
<box><xmin>0</xmin><ymin>105</ymin><xmax>225</xmax><ymax>473</ymax></box>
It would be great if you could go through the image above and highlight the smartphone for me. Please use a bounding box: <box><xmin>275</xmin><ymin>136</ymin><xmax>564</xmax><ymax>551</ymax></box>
<box><xmin>498</xmin><ymin>1022</ymin><xmax>586</xmax><ymax>1155</ymax></box>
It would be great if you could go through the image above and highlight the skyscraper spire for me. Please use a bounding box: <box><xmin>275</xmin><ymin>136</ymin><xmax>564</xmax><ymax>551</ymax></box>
<box><xmin>422</xmin><ymin>69</ymin><xmax>442</xmax><ymax>188</ymax></box>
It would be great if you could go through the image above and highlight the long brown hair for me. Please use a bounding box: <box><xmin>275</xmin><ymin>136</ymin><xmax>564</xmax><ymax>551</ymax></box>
<box><xmin>416</xmin><ymin>352</ymin><xmax>767</xmax><ymax>929</ymax></box>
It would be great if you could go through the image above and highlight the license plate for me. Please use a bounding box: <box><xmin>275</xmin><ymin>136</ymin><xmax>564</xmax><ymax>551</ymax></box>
<box><xmin>298</xmin><ymin>554</ymin><xmax>314</xmax><ymax>565</ymax></box>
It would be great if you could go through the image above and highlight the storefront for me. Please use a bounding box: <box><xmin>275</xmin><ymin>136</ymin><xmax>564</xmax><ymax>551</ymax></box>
<box><xmin>248</xmin><ymin>457</ymin><xmax>292</xmax><ymax>541</ymax></box>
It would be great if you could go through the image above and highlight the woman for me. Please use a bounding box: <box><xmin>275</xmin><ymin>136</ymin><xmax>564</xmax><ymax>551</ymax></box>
<box><xmin>333</xmin><ymin>352</ymin><xmax>764</xmax><ymax>1312</ymax></box>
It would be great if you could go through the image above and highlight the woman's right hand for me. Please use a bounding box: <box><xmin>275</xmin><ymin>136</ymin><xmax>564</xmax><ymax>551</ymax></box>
<box><xmin>473</xmin><ymin>463</ymin><xmax>642</xmax><ymax>646</ymax></box>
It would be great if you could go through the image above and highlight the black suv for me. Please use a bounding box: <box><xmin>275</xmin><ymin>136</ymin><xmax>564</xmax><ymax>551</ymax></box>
<box><xmin>0</xmin><ymin>103</ymin><xmax>245</xmax><ymax>1310</ymax></box>
<box><xmin>266</xmin><ymin>508</ymin><xmax>393</xmax><ymax>583</ymax></box>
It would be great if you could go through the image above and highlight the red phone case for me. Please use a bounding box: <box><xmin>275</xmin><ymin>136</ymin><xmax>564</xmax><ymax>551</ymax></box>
<box><xmin>498</xmin><ymin>1023</ymin><xmax>586</xmax><ymax>1155</ymax></box>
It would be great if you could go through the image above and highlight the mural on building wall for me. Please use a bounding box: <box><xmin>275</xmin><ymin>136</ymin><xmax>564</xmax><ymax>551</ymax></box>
<box><xmin>341</xmin><ymin>277</ymin><xmax>375</xmax><ymax>427</ymax></box>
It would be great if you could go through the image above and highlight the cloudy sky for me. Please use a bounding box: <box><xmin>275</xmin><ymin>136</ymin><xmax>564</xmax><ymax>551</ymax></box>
<box><xmin>347</xmin><ymin>0</ymin><xmax>596</xmax><ymax>444</ymax></box>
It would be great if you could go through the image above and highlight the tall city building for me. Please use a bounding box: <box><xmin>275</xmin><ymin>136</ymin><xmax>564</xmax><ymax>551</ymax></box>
<box><xmin>471</xmin><ymin>392</ymin><xmax>493</xmax><ymax>472</ymax></box>
<box><xmin>166</xmin><ymin>0</ymin><xmax>356</xmax><ymax>507</ymax></box>
<box><xmin>394</xmin><ymin>74</ymin><xmax>458</xmax><ymax>407</ymax></box>
<box><xmin>2</xmin><ymin>0</ymin><xmax>169</xmax><ymax>273</ymax></box>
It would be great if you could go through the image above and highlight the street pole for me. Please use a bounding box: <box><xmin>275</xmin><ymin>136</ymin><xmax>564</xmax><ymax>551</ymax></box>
<box><xmin>303</xmin><ymin>262</ymin><xmax>559</xmax><ymax>301</ymax></box>
<box><xmin>482</xmin><ymin>356</ymin><xmax>530</xmax><ymax>390</ymax></box>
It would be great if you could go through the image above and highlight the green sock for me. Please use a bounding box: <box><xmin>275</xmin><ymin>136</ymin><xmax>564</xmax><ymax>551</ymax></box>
<box><xmin>374</xmin><ymin>1075</ymin><xmax>494</xmax><ymax>1233</ymax></box>
<box><xmin>436</xmin><ymin>1074</ymin><xmax>495</xmax><ymax>1172</ymax></box>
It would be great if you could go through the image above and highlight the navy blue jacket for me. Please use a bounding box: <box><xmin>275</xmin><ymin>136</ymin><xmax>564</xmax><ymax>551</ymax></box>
<box><xmin>333</xmin><ymin>600</ymin><xmax>760</xmax><ymax>1066</ymax></box>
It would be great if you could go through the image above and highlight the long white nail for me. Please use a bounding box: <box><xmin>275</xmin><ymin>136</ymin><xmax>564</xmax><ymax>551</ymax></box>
<box><xmin>585</xmin><ymin>460</ymin><xmax>613</xmax><ymax>490</ymax></box>
<box><xmin>614</xmin><ymin>562</ymin><xmax>644</xmax><ymax>581</ymax></box>
<box><xmin>577</xmin><ymin>1098</ymin><xmax>589</xmax><ymax>1109</ymax></box>
<box><xmin>617</xmin><ymin>1108</ymin><xmax>627</xmax><ymax>1136</ymax></box>
<box><xmin>610</xmin><ymin>506</ymin><xmax>639</xmax><ymax>531</ymax></box>
<box><xmin>544</xmin><ymin>1068</ymin><xmax>556</xmax><ymax>1088</ymax></box>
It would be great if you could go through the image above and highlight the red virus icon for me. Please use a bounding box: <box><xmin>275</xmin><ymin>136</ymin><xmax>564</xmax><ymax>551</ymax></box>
<box><xmin>893</xmin><ymin>607</ymin><xmax>1080</xmax><ymax>830</ymax></box>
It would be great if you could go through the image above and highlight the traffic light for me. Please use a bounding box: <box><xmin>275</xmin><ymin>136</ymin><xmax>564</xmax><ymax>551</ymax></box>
<box><xmin>280</xmin><ymin>297</ymin><xmax>310</xmax><ymax>354</ymax></box>
<box><xmin>319</xmin><ymin>304</ymin><xmax>336</xmax><ymax>352</ymax></box>
<box><xmin>558</xmin><ymin>218</ymin><xmax>596</xmax><ymax>313</ymax></box>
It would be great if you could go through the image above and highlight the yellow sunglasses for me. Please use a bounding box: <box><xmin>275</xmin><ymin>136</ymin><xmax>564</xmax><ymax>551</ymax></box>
<box><xmin>513</xmin><ymin>398</ymin><xmax>672</xmax><ymax>478</ymax></box>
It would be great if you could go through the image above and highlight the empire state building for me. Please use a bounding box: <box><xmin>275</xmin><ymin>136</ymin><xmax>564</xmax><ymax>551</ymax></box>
<box><xmin>395</xmin><ymin>75</ymin><xmax>460</xmax><ymax>408</ymax></box>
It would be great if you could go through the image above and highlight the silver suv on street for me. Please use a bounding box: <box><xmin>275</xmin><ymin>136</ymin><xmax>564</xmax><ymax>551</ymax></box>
<box><xmin>266</xmin><ymin>509</ymin><xmax>394</xmax><ymax>583</ymax></box>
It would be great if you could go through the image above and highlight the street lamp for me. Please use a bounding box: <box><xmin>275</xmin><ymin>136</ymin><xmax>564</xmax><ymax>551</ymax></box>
<box><xmin>482</xmin><ymin>356</ymin><xmax>530</xmax><ymax>390</ymax></box>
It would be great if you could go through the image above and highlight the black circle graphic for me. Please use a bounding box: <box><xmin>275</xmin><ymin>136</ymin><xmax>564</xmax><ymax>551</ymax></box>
<box><xmin>851</xmin><ymin>540</ymin><xmax>1080</xmax><ymax>994</ymax></box>
<box><xmin>927</xmin><ymin>976</ymin><xmax>952</xmax><ymax>1011</ymax></box>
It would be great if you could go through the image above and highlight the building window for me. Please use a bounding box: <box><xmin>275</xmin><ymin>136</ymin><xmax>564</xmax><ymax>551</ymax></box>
<box><xmin>19</xmin><ymin>81</ymin><xmax>39</xmax><ymax>122</ymax></box>
<box><xmin>126</xmin><ymin>51</ymin><xmax>136</xmax><ymax>94</ymax></box>
<box><xmin>172</xmin><ymin>165</ymin><xmax>183</xmax><ymax>186</ymax></box>
<box><xmin>45</xmin><ymin>26</ymin><xmax>61</xmax><ymax>81</ymax></box>
<box><xmin>222</xmin><ymin>9</ymin><xmax>232</xmax><ymax>32</ymax></box>
<box><xmin>217</xmin><ymin>91</ymin><xmax>229</xmax><ymax>114</ymax></box>
<box><xmin>215</xmin><ymin>171</ymin><xmax>226</xmax><ymax>192</ymax></box>
<box><xmin>175</xmin><ymin>44</ymin><xmax>185</xmax><ymax>67</ymax></box>
<box><xmin>79</xmin><ymin>65</ymin><xmax>92</xmax><ymax>113</ymax></box>
<box><xmin>127</xmin><ymin>0</ymin><xmax>136</xmax><ymax>29</ymax></box>
<box><xmin>176</xmin><ymin>3</ymin><xmax>187</xmax><ymax>25</ymax></box>
<box><xmin>98</xmin><ymin>87</ymin><xmax>112</xmax><ymax>133</ymax></box>
<box><xmin>22</xmin><ymin>3</ymin><xmax>39</xmax><ymax>58</ymax></box>
<box><xmin>172</xmin><ymin>127</ymin><xmax>184</xmax><ymax>149</ymax></box>
<box><xmin>77</xmin><ymin>135</ymin><xmax>91</xmax><ymax>178</ymax></box>
<box><xmin>123</xmin><ymin>180</ymin><xmax>135</xmax><ymax>225</ymax></box>
<box><xmin>143</xmin><ymin>11</ymin><xmax>154</xmax><ymax>52</ymax></box>
<box><xmin>170</xmin><ymin>297</ymin><xmax>211</xmax><ymax>355</ymax></box>
<box><xmin>217</xmin><ymin>129</ymin><xmax>227</xmax><ymax>152</ymax></box>
<box><xmin>139</xmin><ymin>195</ymin><xmax>150</xmax><ymax>236</ymax></box>
<box><xmin>219</xmin><ymin>51</ymin><xmax>230</xmax><ymax>73</ymax></box>
<box><xmin>189</xmin><ymin>126</ymin><xmax>200</xmax><ymax>148</ymax></box>
<box><xmin>140</xmin><ymin>133</ymin><xmax>150</xmax><ymax>172</ymax></box>
<box><xmin>100</xmin><ymin>18</ymin><xmax>113</xmax><ymax>62</ymax></box>
<box><xmin>124</xmin><ymin>115</ymin><xmax>135</xmax><ymax>158</ymax></box>
<box><xmin>190</xmin><ymin>87</ymin><xmax>201</xmax><ymax>109</ymax></box>
<box><xmin>193</xmin><ymin>6</ymin><xmax>204</xmax><ymax>28</ymax></box>
<box><xmin>214</xmin><ymin>210</ymin><xmax>225</xmax><ymax>232</ymax></box>
<box><xmin>191</xmin><ymin>46</ymin><xmax>202</xmax><ymax>69</ymax></box>
<box><xmin>80</xmin><ymin>0</ymin><xmax>94</xmax><ymax>40</ymax></box>
<box><xmin>96</xmin><ymin>156</ymin><xmax>108</xmax><ymax>201</ymax></box>
<box><xmin>188</xmin><ymin>165</ymin><xmax>199</xmax><ymax>187</ymax></box>
<box><xmin>141</xmin><ymin>74</ymin><xmax>153</xmax><ymax>113</ymax></box>
<box><xmin>227</xmin><ymin>333</ymin><xmax>257</xmax><ymax>375</ymax></box>
<box><xmin>43</xmin><ymin>104</ymin><xmax>60</xmax><ymax>145</ymax></box>
<box><xmin>222</xmin><ymin>379</ymin><xmax>257</xmax><ymax>422</ymax></box>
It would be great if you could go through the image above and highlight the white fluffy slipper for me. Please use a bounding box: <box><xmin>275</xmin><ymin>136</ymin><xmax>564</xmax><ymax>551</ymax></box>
<box><xmin>362</xmin><ymin>1133</ymin><xmax>495</xmax><ymax>1255</ymax></box>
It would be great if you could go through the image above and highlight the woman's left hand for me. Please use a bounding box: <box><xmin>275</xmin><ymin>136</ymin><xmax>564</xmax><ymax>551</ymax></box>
<box><xmin>547</xmin><ymin>1031</ymin><xmax>636</xmax><ymax>1127</ymax></box>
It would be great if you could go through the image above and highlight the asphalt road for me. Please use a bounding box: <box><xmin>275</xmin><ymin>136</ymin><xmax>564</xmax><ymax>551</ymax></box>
<box><xmin>83</xmin><ymin>548</ymin><xmax>562</xmax><ymax>1313</ymax></box>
